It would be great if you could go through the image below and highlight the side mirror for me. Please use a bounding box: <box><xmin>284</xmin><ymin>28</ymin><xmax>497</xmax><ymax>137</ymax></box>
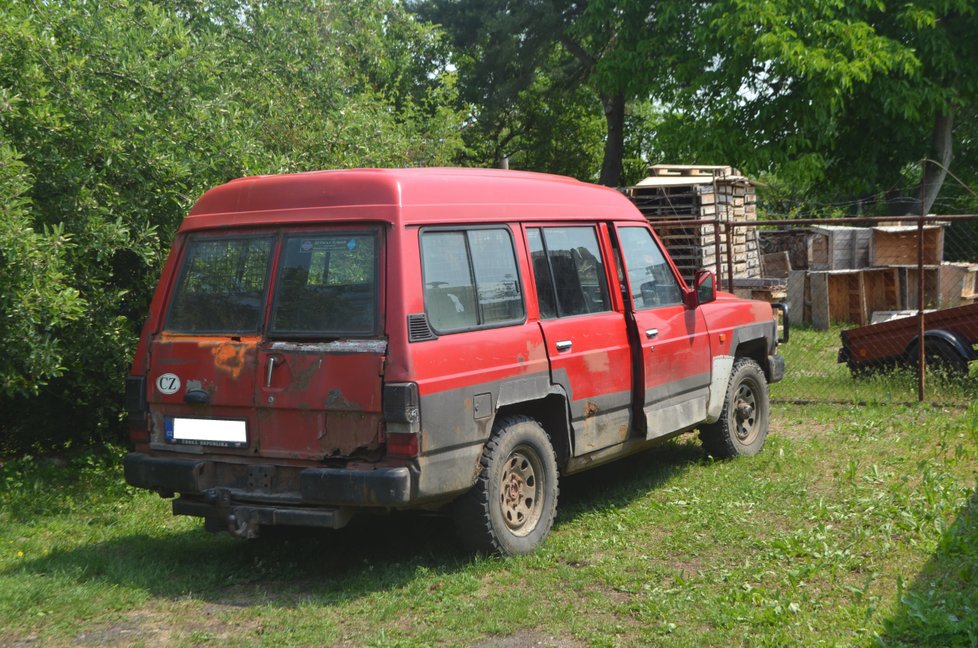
<box><xmin>693</xmin><ymin>269</ymin><xmax>716</xmax><ymax>306</ymax></box>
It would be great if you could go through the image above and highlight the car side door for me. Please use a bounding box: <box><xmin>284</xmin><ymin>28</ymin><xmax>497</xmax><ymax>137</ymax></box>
<box><xmin>526</xmin><ymin>224</ymin><xmax>634</xmax><ymax>455</ymax></box>
<box><xmin>615</xmin><ymin>225</ymin><xmax>713</xmax><ymax>439</ymax></box>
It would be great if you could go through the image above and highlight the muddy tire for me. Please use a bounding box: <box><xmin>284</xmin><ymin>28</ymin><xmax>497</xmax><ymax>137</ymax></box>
<box><xmin>699</xmin><ymin>358</ymin><xmax>769</xmax><ymax>459</ymax></box>
<box><xmin>453</xmin><ymin>415</ymin><xmax>558</xmax><ymax>556</ymax></box>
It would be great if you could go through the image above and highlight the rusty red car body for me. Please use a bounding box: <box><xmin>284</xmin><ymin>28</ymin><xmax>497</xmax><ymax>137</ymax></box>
<box><xmin>124</xmin><ymin>168</ymin><xmax>785</xmax><ymax>554</ymax></box>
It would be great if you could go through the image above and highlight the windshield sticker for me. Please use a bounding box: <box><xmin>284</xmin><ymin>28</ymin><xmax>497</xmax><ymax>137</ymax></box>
<box><xmin>156</xmin><ymin>373</ymin><xmax>181</xmax><ymax>395</ymax></box>
<box><xmin>298</xmin><ymin>238</ymin><xmax>361</xmax><ymax>252</ymax></box>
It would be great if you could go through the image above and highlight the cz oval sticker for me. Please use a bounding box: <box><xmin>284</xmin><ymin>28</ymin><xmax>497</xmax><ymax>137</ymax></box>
<box><xmin>156</xmin><ymin>373</ymin><xmax>181</xmax><ymax>395</ymax></box>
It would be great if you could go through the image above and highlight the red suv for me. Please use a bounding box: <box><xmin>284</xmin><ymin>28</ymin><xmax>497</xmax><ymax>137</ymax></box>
<box><xmin>124</xmin><ymin>168</ymin><xmax>785</xmax><ymax>555</ymax></box>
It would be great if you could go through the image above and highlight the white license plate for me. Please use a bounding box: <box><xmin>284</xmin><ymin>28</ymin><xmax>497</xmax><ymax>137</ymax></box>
<box><xmin>164</xmin><ymin>417</ymin><xmax>247</xmax><ymax>447</ymax></box>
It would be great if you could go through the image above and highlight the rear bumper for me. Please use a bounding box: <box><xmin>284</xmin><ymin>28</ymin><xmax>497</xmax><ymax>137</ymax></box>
<box><xmin>123</xmin><ymin>452</ymin><xmax>414</xmax><ymax>507</ymax></box>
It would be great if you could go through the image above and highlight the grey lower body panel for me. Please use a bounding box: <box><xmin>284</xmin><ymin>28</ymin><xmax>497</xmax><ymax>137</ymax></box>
<box><xmin>124</xmin><ymin>452</ymin><xmax>414</xmax><ymax>507</ymax></box>
<box><xmin>124</xmin><ymin>452</ymin><xmax>419</xmax><ymax>536</ymax></box>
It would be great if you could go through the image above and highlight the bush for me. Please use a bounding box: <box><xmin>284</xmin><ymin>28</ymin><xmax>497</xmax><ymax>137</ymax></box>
<box><xmin>0</xmin><ymin>0</ymin><xmax>463</xmax><ymax>454</ymax></box>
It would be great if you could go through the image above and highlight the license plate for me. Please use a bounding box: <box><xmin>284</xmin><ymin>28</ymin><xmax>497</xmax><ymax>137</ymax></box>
<box><xmin>164</xmin><ymin>417</ymin><xmax>247</xmax><ymax>448</ymax></box>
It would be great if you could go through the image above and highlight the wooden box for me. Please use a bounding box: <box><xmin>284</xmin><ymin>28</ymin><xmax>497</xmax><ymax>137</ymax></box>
<box><xmin>809</xmin><ymin>226</ymin><xmax>872</xmax><ymax>270</ymax></box>
<box><xmin>870</xmin><ymin>225</ymin><xmax>944</xmax><ymax>266</ymax></box>
<box><xmin>896</xmin><ymin>263</ymin><xmax>974</xmax><ymax>309</ymax></box>
<box><xmin>809</xmin><ymin>268</ymin><xmax>900</xmax><ymax>330</ymax></box>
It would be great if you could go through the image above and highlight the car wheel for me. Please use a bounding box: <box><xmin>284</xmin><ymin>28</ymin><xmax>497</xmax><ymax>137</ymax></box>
<box><xmin>921</xmin><ymin>339</ymin><xmax>969</xmax><ymax>379</ymax></box>
<box><xmin>699</xmin><ymin>358</ymin><xmax>770</xmax><ymax>458</ymax></box>
<box><xmin>454</xmin><ymin>415</ymin><xmax>558</xmax><ymax>556</ymax></box>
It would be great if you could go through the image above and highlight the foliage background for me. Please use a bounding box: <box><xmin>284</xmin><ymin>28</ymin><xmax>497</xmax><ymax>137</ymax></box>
<box><xmin>0</xmin><ymin>0</ymin><xmax>463</xmax><ymax>453</ymax></box>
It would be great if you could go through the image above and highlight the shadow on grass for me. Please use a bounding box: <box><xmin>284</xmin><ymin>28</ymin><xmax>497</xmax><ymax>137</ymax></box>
<box><xmin>2</xmin><ymin>437</ymin><xmax>703</xmax><ymax>607</ymax></box>
<box><xmin>557</xmin><ymin>437</ymin><xmax>703</xmax><ymax>524</ymax></box>
<box><xmin>877</xmin><ymin>488</ymin><xmax>978</xmax><ymax>646</ymax></box>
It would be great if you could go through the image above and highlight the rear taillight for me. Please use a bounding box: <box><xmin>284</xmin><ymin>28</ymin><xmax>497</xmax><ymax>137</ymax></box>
<box><xmin>383</xmin><ymin>382</ymin><xmax>420</xmax><ymax>457</ymax></box>
<box><xmin>125</xmin><ymin>375</ymin><xmax>149</xmax><ymax>444</ymax></box>
<box><xmin>385</xmin><ymin>432</ymin><xmax>419</xmax><ymax>457</ymax></box>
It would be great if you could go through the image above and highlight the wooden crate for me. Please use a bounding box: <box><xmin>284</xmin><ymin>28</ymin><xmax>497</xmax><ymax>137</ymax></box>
<box><xmin>869</xmin><ymin>225</ymin><xmax>944</xmax><ymax>266</ymax></box>
<box><xmin>947</xmin><ymin>262</ymin><xmax>978</xmax><ymax>302</ymax></box>
<box><xmin>896</xmin><ymin>263</ymin><xmax>974</xmax><ymax>309</ymax></box>
<box><xmin>627</xmin><ymin>165</ymin><xmax>760</xmax><ymax>284</ymax></box>
<box><xmin>809</xmin><ymin>268</ymin><xmax>900</xmax><ymax>330</ymax></box>
<box><xmin>762</xmin><ymin>251</ymin><xmax>791</xmax><ymax>278</ymax></box>
<box><xmin>761</xmin><ymin>230</ymin><xmax>817</xmax><ymax>271</ymax></box>
<box><xmin>809</xmin><ymin>226</ymin><xmax>871</xmax><ymax>270</ymax></box>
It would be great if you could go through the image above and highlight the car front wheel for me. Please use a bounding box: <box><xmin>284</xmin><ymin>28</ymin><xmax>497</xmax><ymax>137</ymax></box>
<box><xmin>699</xmin><ymin>358</ymin><xmax>770</xmax><ymax>458</ymax></box>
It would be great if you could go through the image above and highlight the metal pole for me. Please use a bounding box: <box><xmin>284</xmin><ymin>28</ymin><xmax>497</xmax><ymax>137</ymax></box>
<box><xmin>711</xmin><ymin>176</ymin><xmax>723</xmax><ymax>282</ymax></box>
<box><xmin>713</xmin><ymin>219</ymin><xmax>723</xmax><ymax>282</ymax></box>
<box><xmin>917</xmin><ymin>178</ymin><xmax>926</xmax><ymax>402</ymax></box>
<box><xmin>725</xmin><ymin>221</ymin><xmax>735</xmax><ymax>293</ymax></box>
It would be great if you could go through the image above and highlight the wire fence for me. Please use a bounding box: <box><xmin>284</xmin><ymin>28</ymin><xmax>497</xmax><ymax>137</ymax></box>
<box><xmin>648</xmin><ymin>212</ymin><xmax>978</xmax><ymax>406</ymax></box>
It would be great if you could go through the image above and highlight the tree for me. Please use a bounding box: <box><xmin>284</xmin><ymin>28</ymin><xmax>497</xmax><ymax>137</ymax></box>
<box><xmin>413</xmin><ymin>0</ymin><xmax>699</xmax><ymax>186</ymax></box>
<box><xmin>0</xmin><ymin>0</ymin><xmax>464</xmax><ymax>453</ymax></box>
<box><xmin>0</xmin><ymin>137</ymin><xmax>84</xmax><ymax>398</ymax></box>
<box><xmin>656</xmin><ymin>0</ymin><xmax>978</xmax><ymax>217</ymax></box>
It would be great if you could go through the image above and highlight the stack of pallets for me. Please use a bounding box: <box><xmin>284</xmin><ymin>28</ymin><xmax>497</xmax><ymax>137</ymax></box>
<box><xmin>626</xmin><ymin>165</ymin><xmax>761</xmax><ymax>285</ymax></box>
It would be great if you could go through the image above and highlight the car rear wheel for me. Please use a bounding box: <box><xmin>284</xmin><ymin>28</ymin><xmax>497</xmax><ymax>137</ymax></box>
<box><xmin>453</xmin><ymin>415</ymin><xmax>558</xmax><ymax>556</ymax></box>
<box><xmin>699</xmin><ymin>358</ymin><xmax>770</xmax><ymax>458</ymax></box>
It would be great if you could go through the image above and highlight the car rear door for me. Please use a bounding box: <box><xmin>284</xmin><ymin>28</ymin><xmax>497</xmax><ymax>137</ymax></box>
<box><xmin>146</xmin><ymin>233</ymin><xmax>275</xmax><ymax>453</ymax></box>
<box><xmin>254</xmin><ymin>228</ymin><xmax>386</xmax><ymax>460</ymax></box>
<box><xmin>526</xmin><ymin>224</ymin><xmax>634</xmax><ymax>455</ymax></box>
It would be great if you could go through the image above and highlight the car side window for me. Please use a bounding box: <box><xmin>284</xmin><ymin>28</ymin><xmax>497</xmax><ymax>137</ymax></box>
<box><xmin>618</xmin><ymin>226</ymin><xmax>683</xmax><ymax>309</ymax></box>
<box><xmin>420</xmin><ymin>228</ymin><xmax>524</xmax><ymax>333</ymax></box>
<box><xmin>528</xmin><ymin>226</ymin><xmax>611</xmax><ymax>317</ymax></box>
<box><xmin>526</xmin><ymin>228</ymin><xmax>558</xmax><ymax>319</ymax></box>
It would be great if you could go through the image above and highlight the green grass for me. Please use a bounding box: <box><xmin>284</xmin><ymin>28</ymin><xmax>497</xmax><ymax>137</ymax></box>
<box><xmin>1</xmin><ymin>329</ymin><xmax>977</xmax><ymax>646</ymax></box>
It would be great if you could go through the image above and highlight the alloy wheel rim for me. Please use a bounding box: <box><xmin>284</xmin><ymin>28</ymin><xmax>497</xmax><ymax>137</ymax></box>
<box><xmin>499</xmin><ymin>446</ymin><xmax>544</xmax><ymax>536</ymax></box>
<box><xmin>733</xmin><ymin>382</ymin><xmax>758</xmax><ymax>443</ymax></box>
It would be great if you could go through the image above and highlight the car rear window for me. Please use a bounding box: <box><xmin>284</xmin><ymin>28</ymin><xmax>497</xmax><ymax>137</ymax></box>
<box><xmin>165</xmin><ymin>235</ymin><xmax>275</xmax><ymax>334</ymax></box>
<box><xmin>270</xmin><ymin>233</ymin><xmax>378</xmax><ymax>336</ymax></box>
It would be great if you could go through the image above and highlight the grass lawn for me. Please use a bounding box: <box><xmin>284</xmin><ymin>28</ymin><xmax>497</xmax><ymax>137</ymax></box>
<box><xmin>1</xmin><ymin>328</ymin><xmax>976</xmax><ymax>646</ymax></box>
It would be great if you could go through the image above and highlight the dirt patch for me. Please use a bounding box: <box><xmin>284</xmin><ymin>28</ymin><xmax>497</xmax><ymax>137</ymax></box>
<box><xmin>474</xmin><ymin>629</ymin><xmax>586</xmax><ymax>648</ymax></box>
<box><xmin>69</xmin><ymin>604</ymin><xmax>261</xmax><ymax>647</ymax></box>
<box><xmin>773</xmin><ymin>416</ymin><xmax>835</xmax><ymax>440</ymax></box>
<box><xmin>73</xmin><ymin>611</ymin><xmax>171</xmax><ymax>647</ymax></box>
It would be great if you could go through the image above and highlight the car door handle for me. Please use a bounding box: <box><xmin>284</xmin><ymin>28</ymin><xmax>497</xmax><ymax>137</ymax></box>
<box><xmin>645</xmin><ymin>328</ymin><xmax>659</xmax><ymax>339</ymax></box>
<box><xmin>266</xmin><ymin>355</ymin><xmax>282</xmax><ymax>388</ymax></box>
<box><xmin>555</xmin><ymin>340</ymin><xmax>573</xmax><ymax>352</ymax></box>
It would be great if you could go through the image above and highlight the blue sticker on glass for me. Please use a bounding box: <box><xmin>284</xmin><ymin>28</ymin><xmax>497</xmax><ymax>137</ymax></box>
<box><xmin>346</xmin><ymin>239</ymin><xmax>357</xmax><ymax>251</ymax></box>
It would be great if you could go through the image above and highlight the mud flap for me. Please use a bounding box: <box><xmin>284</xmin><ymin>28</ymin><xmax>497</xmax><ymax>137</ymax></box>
<box><xmin>705</xmin><ymin>356</ymin><xmax>735</xmax><ymax>424</ymax></box>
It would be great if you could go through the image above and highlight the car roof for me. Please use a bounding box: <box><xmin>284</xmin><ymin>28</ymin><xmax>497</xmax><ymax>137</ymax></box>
<box><xmin>181</xmin><ymin>167</ymin><xmax>645</xmax><ymax>232</ymax></box>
